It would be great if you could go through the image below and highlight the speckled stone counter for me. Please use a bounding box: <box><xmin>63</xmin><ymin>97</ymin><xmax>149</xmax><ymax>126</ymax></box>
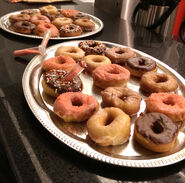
<box><xmin>0</xmin><ymin>1</ymin><xmax>185</xmax><ymax>183</ymax></box>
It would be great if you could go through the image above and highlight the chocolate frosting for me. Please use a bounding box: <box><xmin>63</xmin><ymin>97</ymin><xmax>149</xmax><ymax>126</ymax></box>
<box><xmin>44</xmin><ymin>69</ymin><xmax>82</xmax><ymax>94</ymax></box>
<box><xmin>127</xmin><ymin>56</ymin><xmax>156</xmax><ymax>71</ymax></box>
<box><xmin>135</xmin><ymin>113</ymin><xmax>178</xmax><ymax>144</ymax></box>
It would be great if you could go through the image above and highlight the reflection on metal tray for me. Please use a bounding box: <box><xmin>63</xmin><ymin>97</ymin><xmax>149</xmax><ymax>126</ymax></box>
<box><xmin>22</xmin><ymin>40</ymin><xmax>185</xmax><ymax>168</ymax></box>
<box><xmin>0</xmin><ymin>10</ymin><xmax>103</xmax><ymax>40</ymax></box>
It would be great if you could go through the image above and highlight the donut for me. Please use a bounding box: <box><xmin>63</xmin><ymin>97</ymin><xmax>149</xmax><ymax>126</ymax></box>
<box><xmin>61</xmin><ymin>9</ymin><xmax>79</xmax><ymax>18</ymax></box>
<box><xmin>140</xmin><ymin>71</ymin><xmax>178</xmax><ymax>93</ymax></box>
<box><xmin>134</xmin><ymin>113</ymin><xmax>178</xmax><ymax>152</ymax></box>
<box><xmin>83</xmin><ymin>55</ymin><xmax>111</xmax><ymax>73</ymax></box>
<box><xmin>30</xmin><ymin>14</ymin><xmax>50</xmax><ymax>25</ymax></box>
<box><xmin>34</xmin><ymin>22</ymin><xmax>59</xmax><ymax>37</ymax></box>
<box><xmin>42</xmin><ymin>55</ymin><xmax>76</xmax><ymax>72</ymax></box>
<box><xmin>72</xmin><ymin>13</ymin><xmax>90</xmax><ymax>21</ymax></box>
<box><xmin>42</xmin><ymin>69</ymin><xmax>82</xmax><ymax>97</ymax></box>
<box><xmin>55</xmin><ymin>46</ymin><xmax>85</xmax><ymax>60</ymax></box>
<box><xmin>92</xmin><ymin>64</ymin><xmax>130</xmax><ymax>89</ymax></box>
<box><xmin>87</xmin><ymin>107</ymin><xmax>131</xmax><ymax>146</ymax></box>
<box><xmin>12</xmin><ymin>21</ymin><xmax>35</xmax><ymax>34</ymax></box>
<box><xmin>9</xmin><ymin>14</ymin><xmax>30</xmax><ymax>23</ymax></box>
<box><xmin>74</xmin><ymin>18</ymin><xmax>95</xmax><ymax>32</ymax></box>
<box><xmin>59</xmin><ymin>24</ymin><xmax>83</xmax><ymax>37</ymax></box>
<box><xmin>101</xmin><ymin>87</ymin><xmax>142</xmax><ymax>115</ymax></box>
<box><xmin>52</xmin><ymin>17</ymin><xmax>73</xmax><ymax>29</ymax></box>
<box><xmin>125</xmin><ymin>56</ymin><xmax>157</xmax><ymax>77</ymax></box>
<box><xmin>78</xmin><ymin>40</ymin><xmax>106</xmax><ymax>55</ymax></box>
<box><xmin>53</xmin><ymin>92</ymin><xmax>99</xmax><ymax>122</ymax></box>
<box><xmin>40</xmin><ymin>5</ymin><xmax>59</xmax><ymax>15</ymax></box>
<box><xmin>105</xmin><ymin>46</ymin><xmax>136</xmax><ymax>64</ymax></box>
<box><xmin>146</xmin><ymin>92</ymin><xmax>185</xmax><ymax>122</ymax></box>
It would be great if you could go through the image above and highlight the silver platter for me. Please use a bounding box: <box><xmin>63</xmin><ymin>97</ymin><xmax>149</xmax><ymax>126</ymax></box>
<box><xmin>22</xmin><ymin>40</ymin><xmax>185</xmax><ymax>168</ymax></box>
<box><xmin>0</xmin><ymin>10</ymin><xmax>103</xmax><ymax>40</ymax></box>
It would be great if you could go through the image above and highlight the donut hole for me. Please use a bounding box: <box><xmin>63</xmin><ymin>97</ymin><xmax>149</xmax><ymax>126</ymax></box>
<box><xmin>138</xmin><ymin>59</ymin><xmax>146</xmax><ymax>65</ymax></box>
<box><xmin>45</xmin><ymin>24</ymin><xmax>51</xmax><ymax>29</ymax></box>
<box><xmin>69</xmin><ymin>49</ymin><xmax>77</xmax><ymax>53</ymax></box>
<box><xmin>121</xmin><ymin>95</ymin><xmax>128</xmax><ymax>101</ymax></box>
<box><xmin>105</xmin><ymin>115</ymin><xmax>114</xmax><ymax>126</ymax></box>
<box><xmin>107</xmin><ymin>69</ymin><xmax>120</xmax><ymax>75</ymax></box>
<box><xmin>163</xmin><ymin>99</ymin><xmax>175</xmax><ymax>106</ymax></box>
<box><xmin>155</xmin><ymin>76</ymin><xmax>167</xmax><ymax>83</ymax></box>
<box><xmin>69</xmin><ymin>26</ymin><xmax>74</xmax><ymax>30</ymax></box>
<box><xmin>57</xmin><ymin>58</ymin><xmax>66</xmax><ymax>64</ymax></box>
<box><xmin>115</xmin><ymin>50</ymin><xmax>125</xmax><ymax>55</ymax></box>
<box><xmin>71</xmin><ymin>97</ymin><xmax>83</xmax><ymax>106</ymax></box>
<box><xmin>151</xmin><ymin>120</ymin><xmax>164</xmax><ymax>134</ymax></box>
<box><xmin>93</xmin><ymin>58</ymin><xmax>102</xmax><ymax>63</ymax></box>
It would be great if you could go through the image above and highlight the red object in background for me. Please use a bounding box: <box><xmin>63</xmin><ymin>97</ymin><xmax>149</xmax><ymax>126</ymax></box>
<box><xmin>172</xmin><ymin>0</ymin><xmax>185</xmax><ymax>41</ymax></box>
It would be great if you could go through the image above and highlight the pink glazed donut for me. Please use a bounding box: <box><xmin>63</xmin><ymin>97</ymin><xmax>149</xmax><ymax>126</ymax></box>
<box><xmin>92</xmin><ymin>64</ymin><xmax>130</xmax><ymax>89</ymax></box>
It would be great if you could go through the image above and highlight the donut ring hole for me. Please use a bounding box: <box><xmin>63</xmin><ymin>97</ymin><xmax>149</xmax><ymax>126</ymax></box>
<box><xmin>163</xmin><ymin>99</ymin><xmax>175</xmax><ymax>106</ymax></box>
<box><xmin>69</xmin><ymin>48</ymin><xmax>77</xmax><ymax>53</ymax></box>
<box><xmin>107</xmin><ymin>69</ymin><xmax>120</xmax><ymax>74</ymax></box>
<box><xmin>71</xmin><ymin>97</ymin><xmax>83</xmax><ymax>106</ymax></box>
<box><xmin>121</xmin><ymin>95</ymin><xmax>128</xmax><ymax>101</ymax></box>
<box><xmin>45</xmin><ymin>24</ymin><xmax>51</xmax><ymax>29</ymax></box>
<box><xmin>23</xmin><ymin>22</ymin><xmax>29</xmax><ymax>26</ymax></box>
<box><xmin>105</xmin><ymin>114</ymin><xmax>114</xmax><ymax>126</ymax></box>
<box><xmin>92</xmin><ymin>58</ymin><xmax>102</xmax><ymax>63</ymax></box>
<box><xmin>155</xmin><ymin>76</ymin><xmax>168</xmax><ymax>83</ymax></box>
<box><xmin>115</xmin><ymin>50</ymin><xmax>125</xmax><ymax>55</ymax></box>
<box><xmin>138</xmin><ymin>59</ymin><xmax>146</xmax><ymax>65</ymax></box>
<box><xmin>56</xmin><ymin>59</ymin><xmax>66</xmax><ymax>64</ymax></box>
<box><xmin>151</xmin><ymin>120</ymin><xmax>164</xmax><ymax>134</ymax></box>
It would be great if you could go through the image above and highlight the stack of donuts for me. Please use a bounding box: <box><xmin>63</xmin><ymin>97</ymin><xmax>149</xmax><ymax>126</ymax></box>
<box><xmin>8</xmin><ymin>5</ymin><xmax>95</xmax><ymax>37</ymax></box>
<box><xmin>41</xmin><ymin>40</ymin><xmax>185</xmax><ymax>153</ymax></box>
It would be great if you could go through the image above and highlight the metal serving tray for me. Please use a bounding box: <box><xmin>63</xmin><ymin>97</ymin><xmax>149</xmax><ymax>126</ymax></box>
<box><xmin>22</xmin><ymin>40</ymin><xmax>185</xmax><ymax>168</ymax></box>
<box><xmin>0</xmin><ymin>10</ymin><xmax>103</xmax><ymax>40</ymax></box>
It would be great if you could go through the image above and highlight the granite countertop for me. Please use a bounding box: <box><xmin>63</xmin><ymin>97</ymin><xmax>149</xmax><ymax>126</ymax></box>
<box><xmin>0</xmin><ymin>1</ymin><xmax>185</xmax><ymax>183</ymax></box>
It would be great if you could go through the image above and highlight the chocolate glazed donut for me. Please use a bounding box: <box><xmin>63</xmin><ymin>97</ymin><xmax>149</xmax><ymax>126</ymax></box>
<box><xmin>134</xmin><ymin>112</ymin><xmax>178</xmax><ymax>152</ymax></box>
<box><xmin>42</xmin><ymin>69</ymin><xmax>82</xmax><ymax>97</ymax></box>
<box><xmin>12</xmin><ymin>21</ymin><xmax>36</xmax><ymax>34</ymax></box>
<box><xmin>126</xmin><ymin>56</ymin><xmax>157</xmax><ymax>77</ymax></box>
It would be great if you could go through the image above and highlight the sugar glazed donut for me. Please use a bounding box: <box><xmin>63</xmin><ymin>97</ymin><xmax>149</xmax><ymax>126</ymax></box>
<box><xmin>42</xmin><ymin>69</ymin><xmax>83</xmax><ymax>97</ymax></box>
<box><xmin>87</xmin><ymin>107</ymin><xmax>131</xmax><ymax>146</ymax></box>
<box><xmin>59</xmin><ymin>24</ymin><xmax>83</xmax><ymax>37</ymax></box>
<box><xmin>134</xmin><ymin>113</ymin><xmax>178</xmax><ymax>152</ymax></box>
<box><xmin>101</xmin><ymin>87</ymin><xmax>142</xmax><ymax>115</ymax></box>
<box><xmin>105</xmin><ymin>46</ymin><xmax>136</xmax><ymax>64</ymax></box>
<box><xmin>12</xmin><ymin>21</ymin><xmax>35</xmax><ymax>34</ymax></box>
<box><xmin>92</xmin><ymin>64</ymin><xmax>130</xmax><ymax>89</ymax></box>
<box><xmin>74</xmin><ymin>18</ymin><xmax>95</xmax><ymax>32</ymax></box>
<box><xmin>61</xmin><ymin>9</ymin><xmax>79</xmax><ymax>18</ymax></box>
<box><xmin>53</xmin><ymin>92</ymin><xmax>99</xmax><ymax>122</ymax></box>
<box><xmin>55</xmin><ymin>46</ymin><xmax>85</xmax><ymax>60</ymax></box>
<box><xmin>52</xmin><ymin>17</ymin><xmax>73</xmax><ymax>29</ymax></box>
<box><xmin>146</xmin><ymin>93</ymin><xmax>185</xmax><ymax>122</ymax></box>
<box><xmin>42</xmin><ymin>55</ymin><xmax>76</xmax><ymax>72</ymax></box>
<box><xmin>78</xmin><ymin>40</ymin><xmax>106</xmax><ymax>55</ymax></box>
<box><xmin>30</xmin><ymin>14</ymin><xmax>50</xmax><ymax>25</ymax></box>
<box><xmin>140</xmin><ymin>71</ymin><xmax>178</xmax><ymax>93</ymax></box>
<box><xmin>125</xmin><ymin>56</ymin><xmax>157</xmax><ymax>77</ymax></box>
<box><xmin>40</xmin><ymin>5</ymin><xmax>59</xmax><ymax>15</ymax></box>
<box><xmin>83</xmin><ymin>55</ymin><xmax>111</xmax><ymax>73</ymax></box>
<box><xmin>34</xmin><ymin>22</ymin><xmax>59</xmax><ymax>37</ymax></box>
<box><xmin>9</xmin><ymin>14</ymin><xmax>30</xmax><ymax>23</ymax></box>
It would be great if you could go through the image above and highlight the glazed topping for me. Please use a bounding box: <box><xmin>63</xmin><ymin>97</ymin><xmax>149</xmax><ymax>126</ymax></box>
<box><xmin>13</xmin><ymin>21</ymin><xmax>36</xmax><ymax>30</ymax></box>
<box><xmin>135</xmin><ymin>113</ymin><xmax>178</xmax><ymax>144</ymax></box>
<box><xmin>43</xmin><ymin>69</ymin><xmax>82</xmax><ymax>94</ymax></box>
<box><xmin>78</xmin><ymin>40</ymin><xmax>106</xmax><ymax>55</ymax></box>
<box><xmin>127</xmin><ymin>56</ymin><xmax>156</xmax><ymax>71</ymax></box>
